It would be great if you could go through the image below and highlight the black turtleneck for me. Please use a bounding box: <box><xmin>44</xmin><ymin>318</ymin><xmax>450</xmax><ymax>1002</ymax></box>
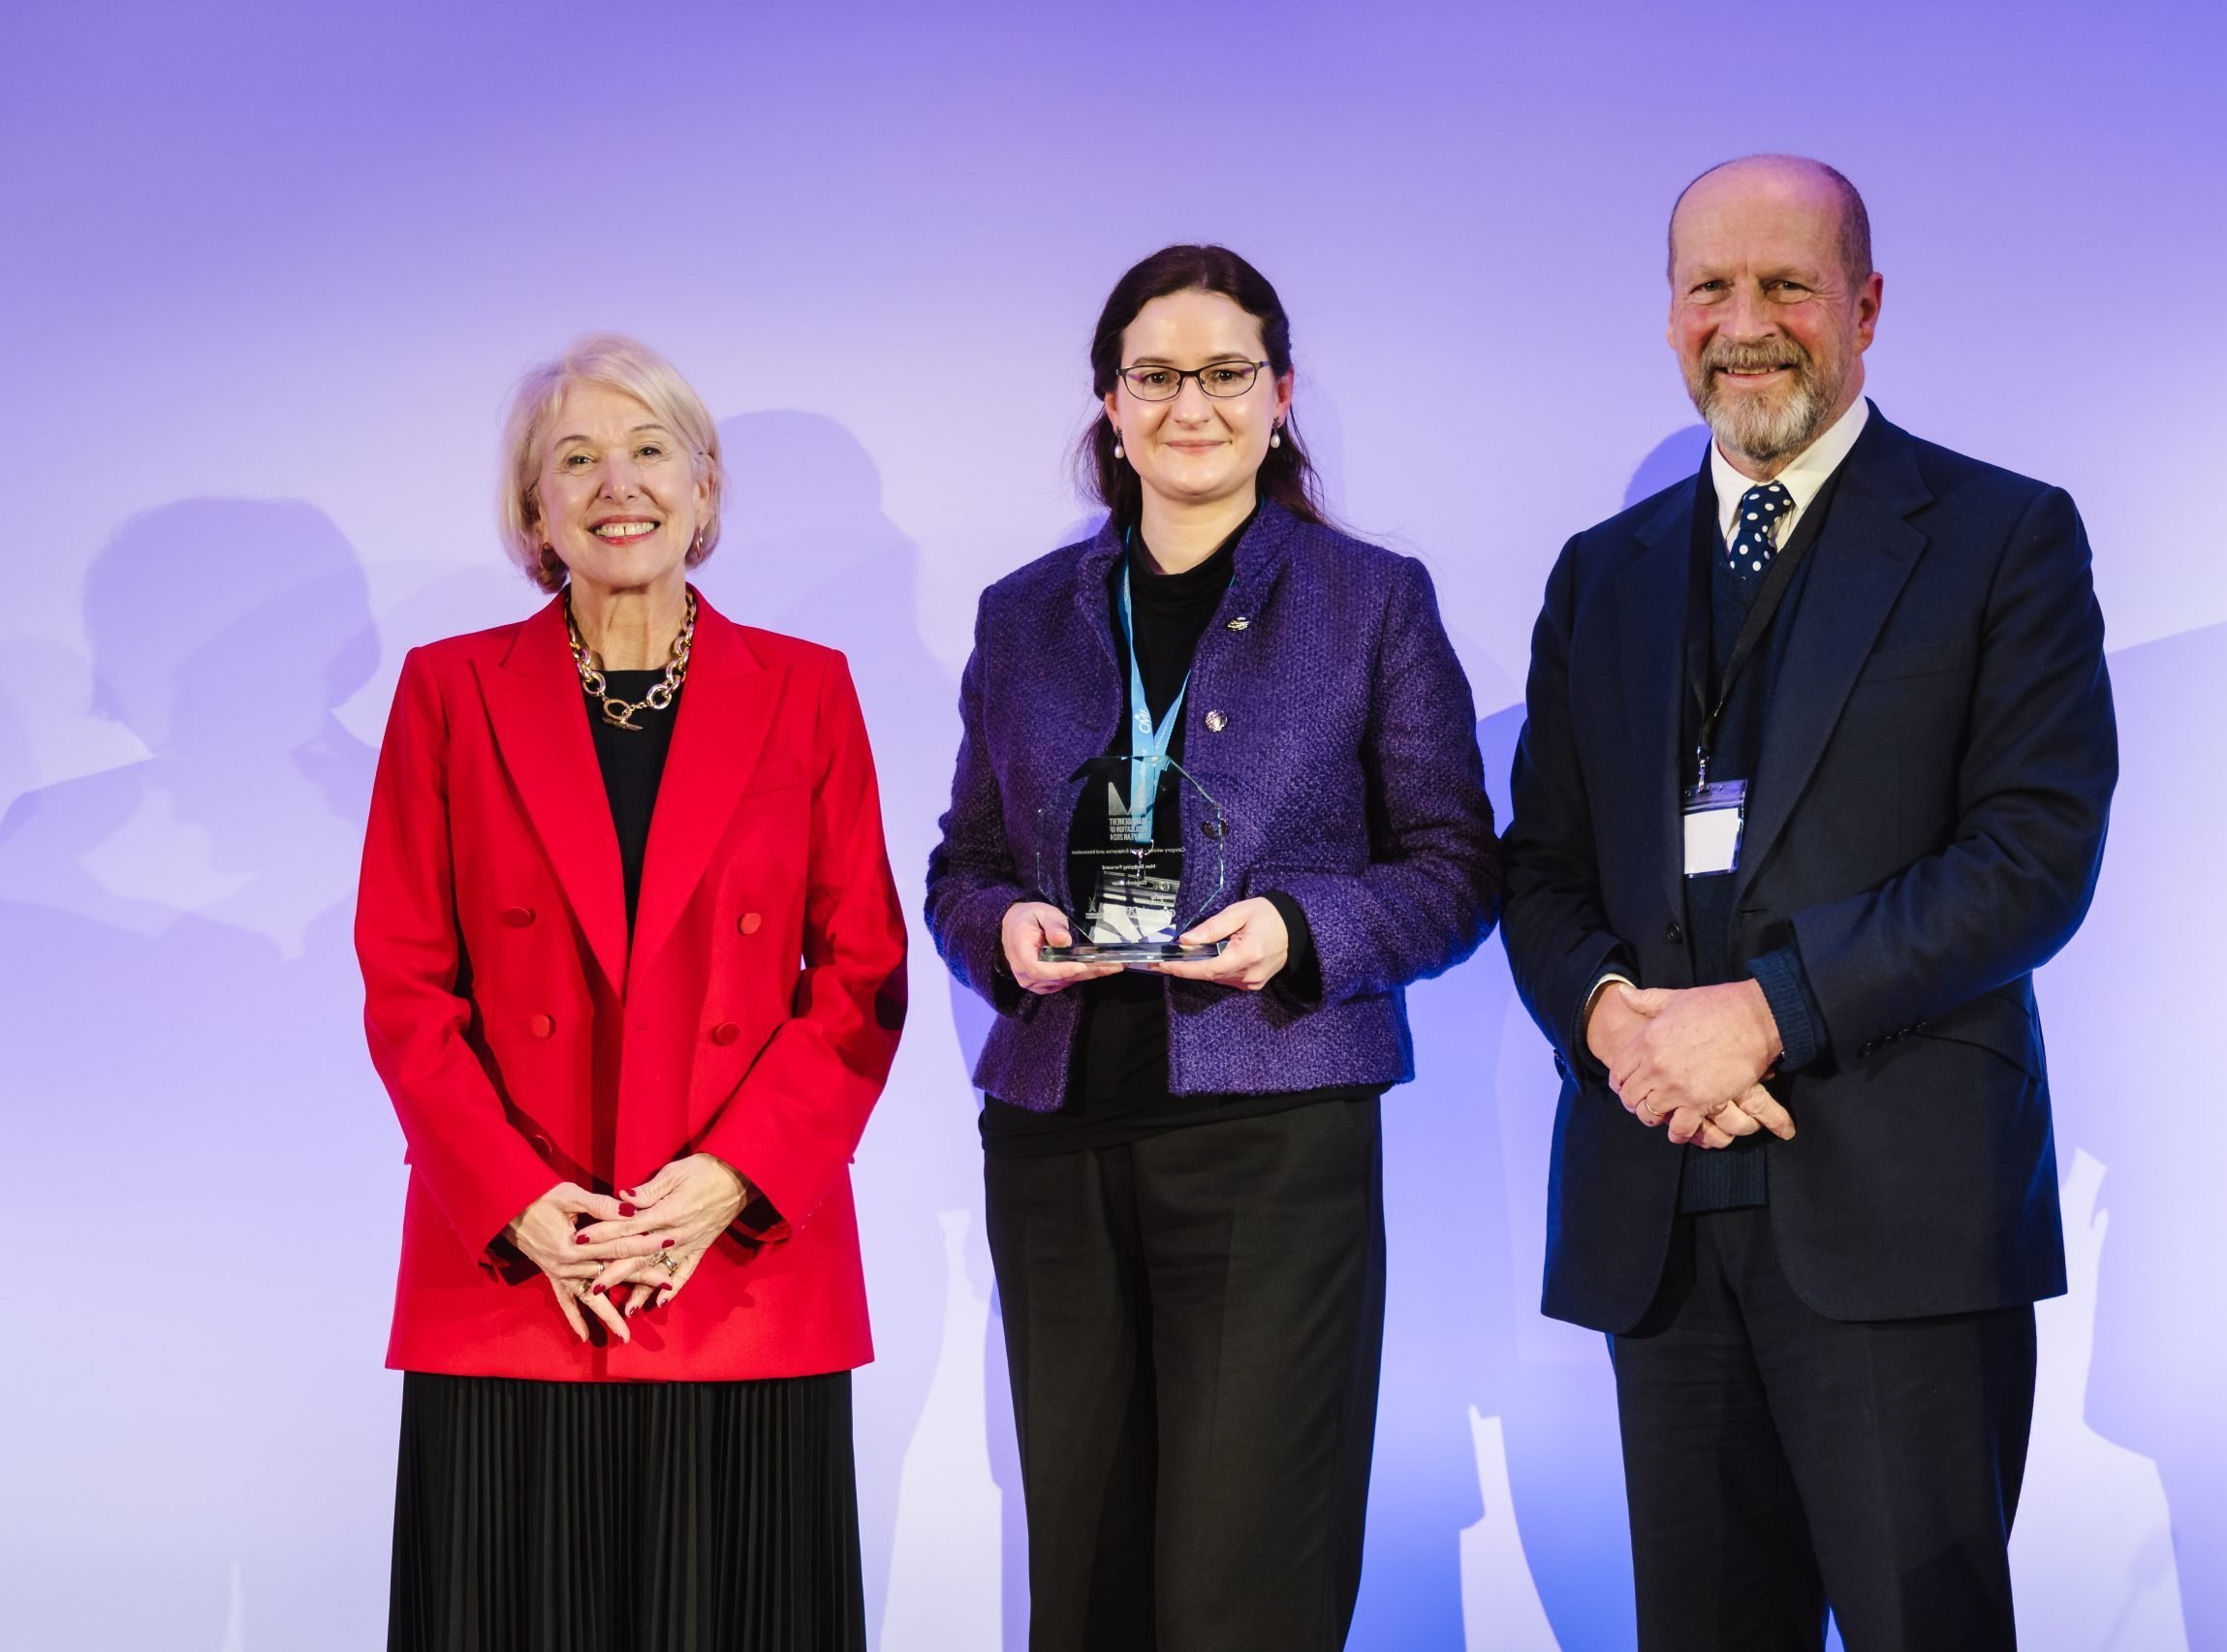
<box><xmin>981</xmin><ymin>513</ymin><xmax>1368</xmax><ymax>1156</ymax></box>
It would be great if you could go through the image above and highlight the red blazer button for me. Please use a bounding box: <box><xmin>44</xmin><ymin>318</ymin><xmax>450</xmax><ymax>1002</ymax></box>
<box><xmin>710</xmin><ymin>1021</ymin><xmax>741</xmax><ymax>1045</ymax></box>
<box><xmin>738</xmin><ymin>912</ymin><xmax>763</xmax><ymax>935</ymax></box>
<box><xmin>501</xmin><ymin>906</ymin><xmax>536</xmax><ymax>928</ymax></box>
<box><xmin>529</xmin><ymin>1013</ymin><xmax>555</xmax><ymax>1039</ymax></box>
<box><xmin>528</xmin><ymin>1133</ymin><xmax>552</xmax><ymax>1155</ymax></box>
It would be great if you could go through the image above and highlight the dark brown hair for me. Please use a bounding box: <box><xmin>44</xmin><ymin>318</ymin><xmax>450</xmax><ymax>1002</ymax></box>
<box><xmin>1078</xmin><ymin>244</ymin><xmax>1328</xmax><ymax>533</ymax></box>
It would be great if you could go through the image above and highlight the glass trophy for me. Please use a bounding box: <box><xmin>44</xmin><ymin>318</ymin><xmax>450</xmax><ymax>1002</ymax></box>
<box><xmin>1036</xmin><ymin>753</ymin><xmax>1229</xmax><ymax>965</ymax></box>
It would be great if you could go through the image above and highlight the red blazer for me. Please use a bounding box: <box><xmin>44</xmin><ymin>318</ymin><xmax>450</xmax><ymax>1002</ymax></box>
<box><xmin>356</xmin><ymin>589</ymin><xmax>907</xmax><ymax>1382</ymax></box>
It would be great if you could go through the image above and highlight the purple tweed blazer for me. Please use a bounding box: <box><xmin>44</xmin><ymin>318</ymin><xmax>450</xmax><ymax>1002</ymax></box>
<box><xmin>925</xmin><ymin>501</ymin><xmax>1500</xmax><ymax>1112</ymax></box>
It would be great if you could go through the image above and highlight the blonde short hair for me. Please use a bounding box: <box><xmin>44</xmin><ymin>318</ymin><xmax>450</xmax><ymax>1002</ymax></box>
<box><xmin>498</xmin><ymin>333</ymin><xmax>727</xmax><ymax>591</ymax></box>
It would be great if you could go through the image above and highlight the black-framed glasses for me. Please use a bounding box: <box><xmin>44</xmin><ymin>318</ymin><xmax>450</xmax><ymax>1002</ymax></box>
<box><xmin>1115</xmin><ymin>359</ymin><xmax>1270</xmax><ymax>401</ymax></box>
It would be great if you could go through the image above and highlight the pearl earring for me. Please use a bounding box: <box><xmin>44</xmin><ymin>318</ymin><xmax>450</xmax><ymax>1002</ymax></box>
<box><xmin>1270</xmin><ymin>425</ymin><xmax>1283</xmax><ymax>450</ymax></box>
<box><xmin>1112</xmin><ymin>433</ymin><xmax>1124</xmax><ymax>459</ymax></box>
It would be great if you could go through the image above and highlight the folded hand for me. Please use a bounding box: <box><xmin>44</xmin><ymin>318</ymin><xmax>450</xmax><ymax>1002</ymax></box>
<box><xmin>1587</xmin><ymin>982</ymin><xmax>1796</xmax><ymax>1148</ymax></box>
<box><xmin>570</xmin><ymin>1153</ymin><xmax>754</xmax><ymax>1319</ymax></box>
<box><xmin>1610</xmin><ymin>982</ymin><xmax>1781</xmax><ymax>1123</ymax></box>
<box><xmin>505</xmin><ymin>1181</ymin><xmax>632</xmax><ymax>1343</ymax></box>
<box><xmin>1657</xmin><ymin>1083</ymin><xmax>1797</xmax><ymax>1146</ymax></box>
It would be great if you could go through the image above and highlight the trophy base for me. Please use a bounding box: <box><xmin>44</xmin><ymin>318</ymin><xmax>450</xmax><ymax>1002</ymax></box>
<box><xmin>1039</xmin><ymin>940</ymin><xmax>1228</xmax><ymax>965</ymax></box>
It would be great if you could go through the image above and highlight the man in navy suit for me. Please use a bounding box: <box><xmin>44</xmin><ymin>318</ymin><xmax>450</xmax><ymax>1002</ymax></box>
<box><xmin>1501</xmin><ymin>155</ymin><xmax>2117</xmax><ymax>1650</ymax></box>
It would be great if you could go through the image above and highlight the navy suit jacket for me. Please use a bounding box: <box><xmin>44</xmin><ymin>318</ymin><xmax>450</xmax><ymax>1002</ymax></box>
<box><xmin>1501</xmin><ymin>407</ymin><xmax>2117</xmax><ymax>1331</ymax></box>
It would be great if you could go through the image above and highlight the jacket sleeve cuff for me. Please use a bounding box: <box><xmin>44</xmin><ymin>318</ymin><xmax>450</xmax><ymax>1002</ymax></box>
<box><xmin>732</xmin><ymin>1188</ymin><xmax>789</xmax><ymax>1245</ymax></box>
<box><xmin>1747</xmin><ymin>947</ymin><xmax>1826</xmax><ymax>1072</ymax></box>
<box><xmin>1260</xmin><ymin>890</ymin><xmax>1322</xmax><ymax>1008</ymax></box>
<box><xmin>988</xmin><ymin>931</ymin><xmax>1028</xmax><ymax>1014</ymax></box>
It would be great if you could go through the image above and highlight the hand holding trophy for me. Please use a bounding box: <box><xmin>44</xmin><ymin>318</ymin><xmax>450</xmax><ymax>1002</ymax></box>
<box><xmin>1036</xmin><ymin>752</ymin><xmax>1230</xmax><ymax>968</ymax></box>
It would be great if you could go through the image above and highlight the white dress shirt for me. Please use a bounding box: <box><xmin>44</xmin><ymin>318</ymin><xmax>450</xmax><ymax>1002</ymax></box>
<box><xmin>1710</xmin><ymin>394</ymin><xmax>1870</xmax><ymax>550</ymax></box>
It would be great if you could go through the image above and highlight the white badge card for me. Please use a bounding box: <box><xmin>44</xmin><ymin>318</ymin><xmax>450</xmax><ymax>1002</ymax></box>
<box><xmin>1682</xmin><ymin>779</ymin><xmax>1747</xmax><ymax>877</ymax></box>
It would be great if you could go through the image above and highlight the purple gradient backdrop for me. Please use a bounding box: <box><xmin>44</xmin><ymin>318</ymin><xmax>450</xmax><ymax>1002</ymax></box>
<box><xmin>4</xmin><ymin>2</ymin><xmax>2221</xmax><ymax>1647</ymax></box>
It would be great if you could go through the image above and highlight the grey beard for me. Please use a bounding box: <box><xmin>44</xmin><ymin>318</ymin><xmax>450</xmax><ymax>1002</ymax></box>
<box><xmin>1698</xmin><ymin>368</ymin><xmax>1833</xmax><ymax>465</ymax></box>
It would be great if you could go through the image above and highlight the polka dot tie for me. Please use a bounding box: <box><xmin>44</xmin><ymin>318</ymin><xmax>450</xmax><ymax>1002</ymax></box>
<box><xmin>1727</xmin><ymin>482</ymin><xmax>1793</xmax><ymax>594</ymax></box>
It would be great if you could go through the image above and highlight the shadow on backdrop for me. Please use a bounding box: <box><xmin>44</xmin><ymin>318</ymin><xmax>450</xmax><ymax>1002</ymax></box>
<box><xmin>2039</xmin><ymin>619</ymin><xmax>2226</xmax><ymax>1649</ymax></box>
<box><xmin>1626</xmin><ymin>425</ymin><xmax>1709</xmax><ymax>510</ymax></box>
<box><xmin>0</xmin><ymin>498</ymin><xmax>397</xmax><ymax>1651</ymax></box>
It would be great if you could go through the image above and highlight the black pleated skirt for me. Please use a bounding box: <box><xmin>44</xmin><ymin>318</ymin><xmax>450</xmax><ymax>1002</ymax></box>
<box><xmin>390</xmin><ymin>1372</ymin><xmax>865</xmax><ymax>1652</ymax></box>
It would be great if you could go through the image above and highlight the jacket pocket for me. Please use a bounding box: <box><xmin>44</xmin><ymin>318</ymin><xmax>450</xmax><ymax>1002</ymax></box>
<box><xmin>1907</xmin><ymin>987</ymin><xmax>2039</xmax><ymax>1075</ymax></box>
<box><xmin>1855</xmin><ymin>639</ymin><xmax>1967</xmax><ymax>686</ymax></box>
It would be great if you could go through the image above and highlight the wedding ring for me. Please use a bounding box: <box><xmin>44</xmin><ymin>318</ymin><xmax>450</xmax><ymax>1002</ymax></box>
<box><xmin>657</xmin><ymin>1252</ymin><xmax>680</xmax><ymax>1275</ymax></box>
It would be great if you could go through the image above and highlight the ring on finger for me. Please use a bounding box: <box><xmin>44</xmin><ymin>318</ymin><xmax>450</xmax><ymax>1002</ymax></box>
<box><xmin>657</xmin><ymin>1251</ymin><xmax>680</xmax><ymax>1274</ymax></box>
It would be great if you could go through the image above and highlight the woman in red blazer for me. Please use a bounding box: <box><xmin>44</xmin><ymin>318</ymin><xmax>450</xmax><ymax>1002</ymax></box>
<box><xmin>357</xmin><ymin>334</ymin><xmax>906</xmax><ymax>1652</ymax></box>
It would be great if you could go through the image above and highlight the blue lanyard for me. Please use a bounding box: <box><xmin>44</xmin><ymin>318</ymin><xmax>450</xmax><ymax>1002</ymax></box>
<box><xmin>1117</xmin><ymin>558</ymin><xmax>1188</xmax><ymax>845</ymax></box>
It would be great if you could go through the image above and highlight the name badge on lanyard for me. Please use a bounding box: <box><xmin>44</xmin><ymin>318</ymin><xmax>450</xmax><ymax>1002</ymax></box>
<box><xmin>1682</xmin><ymin>776</ymin><xmax>1747</xmax><ymax>877</ymax></box>
<box><xmin>1682</xmin><ymin>489</ymin><xmax>1812</xmax><ymax>881</ymax></box>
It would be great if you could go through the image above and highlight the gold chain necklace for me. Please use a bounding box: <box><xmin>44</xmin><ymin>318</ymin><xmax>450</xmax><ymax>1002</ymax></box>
<box><xmin>566</xmin><ymin>589</ymin><xmax>697</xmax><ymax>732</ymax></box>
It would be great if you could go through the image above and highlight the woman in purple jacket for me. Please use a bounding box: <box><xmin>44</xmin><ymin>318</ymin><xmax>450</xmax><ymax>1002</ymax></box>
<box><xmin>925</xmin><ymin>244</ymin><xmax>1498</xmax><ymax>1651</ymax></box>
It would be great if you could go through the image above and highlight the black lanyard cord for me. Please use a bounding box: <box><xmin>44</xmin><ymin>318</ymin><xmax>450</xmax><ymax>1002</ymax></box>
<box><xmin>1687</xmin><ymin>502</ymin><xmax>1817</xmax><ymax>785</ymax></box>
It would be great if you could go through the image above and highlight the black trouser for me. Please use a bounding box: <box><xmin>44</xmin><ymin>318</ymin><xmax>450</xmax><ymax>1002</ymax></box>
<box><xmin>984</xmin><ymin>1098</ymin><xmax>1386</xmax><ymax>1652</ymax></box>
<box><xmin>1611</xmin><ymin>1208</ymin><xmax>2038</xmax><ymax>1652</ymax></box>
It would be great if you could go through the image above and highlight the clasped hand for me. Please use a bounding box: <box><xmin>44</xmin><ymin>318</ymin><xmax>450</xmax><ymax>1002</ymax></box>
<box><xmin>503</xmin><ymin>1152</ymin><xmax>751</xmax><ymax>1343</ymax></box>
<box><xmin>1587</xmin><ymin>981</ymin><xmax>1797</xmax><ymax>1148</ymax></box>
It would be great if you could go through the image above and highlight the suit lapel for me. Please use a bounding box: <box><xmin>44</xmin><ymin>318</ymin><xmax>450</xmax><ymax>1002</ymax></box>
<box><xmin>1734</xmin><ymin>417</ymin><xmax>1931</xmax><ymax>898</ymax></box>
<box><xmin>1215</xmin><ymin>501</ymin><xmax>1297</xmax><ymax>632</ymax></box>
<box><xmin>1071</xmin><ymin>519</ymin><xmax>1123</xmax><ymax>673</ymax></box>
<box><xmin>476</xmin><ymin>598</ymin><xmax>631</xmax><ymax>993</ymax></box>
<box><xmin>1619</xmin><ymin>480</ymin><xmax>1702</xmax><ymax>920</ymax></box>
<box><xmin>628</xmin><ymin>592</ymin><xmax>784</xmax><ymax>989</ymax></box>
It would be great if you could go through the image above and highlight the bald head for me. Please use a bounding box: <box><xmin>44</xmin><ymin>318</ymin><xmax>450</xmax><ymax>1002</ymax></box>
<box><xmin>1664</xmin><ymin>154</ymin><xmax>1883</xmax><ymax>474</ymax></box>
<box><xmin>1669</xmin><ymin>155</ymin><xmax>1872</xmax><ymax>290</ymax></box>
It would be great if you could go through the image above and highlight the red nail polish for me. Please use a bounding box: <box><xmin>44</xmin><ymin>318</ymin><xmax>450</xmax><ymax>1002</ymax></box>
<box><xmin>619</xmin><ymin>1203</ymin><xmax>637</xmax><ymax>1217</ymax></box>
<box><xmin>591</xmin><ymin>1283</ymin><xmax>605</xmax><ymax>1295</ymax></box>
<box><xmin>662</xmin><ymin>1238</ymin><xmax>675</xmax><ymax>1249</ymax></box>
<box><xmin>575</xmin><ymin>1233</ymin><xmax>590</xmax><ymax>1245</ymax></box>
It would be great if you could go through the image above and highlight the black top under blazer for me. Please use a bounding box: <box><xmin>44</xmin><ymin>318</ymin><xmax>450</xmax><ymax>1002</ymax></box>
<box><xmin>1501</xmin><ymin>406</ymin><xmax>2118</xmax><ymax>1331</ymax></box>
